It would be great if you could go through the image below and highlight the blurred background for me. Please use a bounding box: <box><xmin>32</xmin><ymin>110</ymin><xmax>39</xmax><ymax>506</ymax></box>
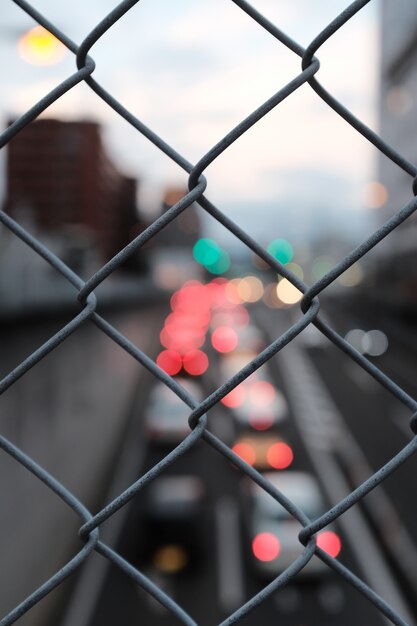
<box><xmin>1</xmin><ymin>1</ymin><xmax>417</xmax><ymax>625</ymax></box>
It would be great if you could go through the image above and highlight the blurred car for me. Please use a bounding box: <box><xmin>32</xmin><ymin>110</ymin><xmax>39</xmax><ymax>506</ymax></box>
<box><xmin>219</xmin><ymin>355</ymin><xmax>288</xmax><ymax>430</ymax></box>
<box><xmin>235</xmin><ymin>324</ymin><xmax>266</xmax><ymax>352</ymax></box>
<box><xmin>144</xmin><ymin>378</ymin><xmax>202</xmax><ymax>446</ymax></box>
<box><xmin>245</xmin><ymin>471</ymin><xmax>342</xmax><ymax>579</ymax></box>
<box><xmin>232</xmin><ymin>434</ymin><xmax>294</xmax><ymax>471</ymax></box>
<box><xmin>140</xmin><ymin>475</ymin><xmax>206</xmax><ymax>574</ymax></box>
<box><xmin>219</xmin><ymin>351</ymin><xmax>259</xmax><ymax>379</ymax></box>
<box><xmin>231</xmin><ymin>378</ymin><xmax>288</xmax><ymax>430</ymax></box>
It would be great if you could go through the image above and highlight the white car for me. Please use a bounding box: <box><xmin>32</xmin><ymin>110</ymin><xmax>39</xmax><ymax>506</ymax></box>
<box><xmin>144</xmin><ymin>378</ymin><xmax>202</xmax><ymax>445</ymax></box>
<box><xmin>246</xmin><ymin>471</ymin><xmax>342</xmax><ymax>579</ymax></box>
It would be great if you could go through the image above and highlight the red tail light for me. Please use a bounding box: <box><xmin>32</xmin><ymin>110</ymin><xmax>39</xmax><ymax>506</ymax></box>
<box><xmin>267</xmin><ymin>442</ymin><xmax>294</xmax><ymax>469</ymax></box>
<box><xmin>211</xmin><ymin>326</ymin><xmax>238</xmax><ymax>353</ymax></box>
<box><xmin>221</xmin><ymin>384</ymin><xmax>246</xmax><ymax>408</ymax></box>
<box><xmin>252</xmin><ymin>532</ymin><xmax>280</xmax><ymax>562</ymax></box>
<box><xmin>249</xmin><ymin>414</ymin><xmax>274</xmax><ymax>431</ymax></box>
<box><xmin>182</xmin><ymin>350</ymin><xmax>209</xmax><ymax>376</ymax></box>
<box><xmin>231</xmin><ymin>442</ymin><xmax>256</xmax><ymax>466</ymax></box>
<box><xmin>317</xmin><ymin>530</ymin><xmax>342</xmax><ymax>558</ymax></box>
<box><xmin>156</xmin><ymin>350</ymin><xmax>182</xmax><ymax>375</ymax></box>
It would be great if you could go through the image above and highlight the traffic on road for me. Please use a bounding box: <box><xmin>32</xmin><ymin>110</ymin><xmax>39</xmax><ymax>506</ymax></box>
<box><xmin>65</xmin><ymin>276</ymin><xmax>417</xmax><ymax>626</ymax></box>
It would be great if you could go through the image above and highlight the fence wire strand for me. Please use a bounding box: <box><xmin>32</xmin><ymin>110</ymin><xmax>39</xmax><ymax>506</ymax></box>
<box><xmin>1</xmin><ymin>1</ymin><xmax>417</xmax><ymax>625</ymax></box>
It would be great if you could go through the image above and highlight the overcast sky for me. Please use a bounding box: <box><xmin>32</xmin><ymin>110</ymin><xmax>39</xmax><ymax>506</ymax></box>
<box><xmin>1</xmin><ymin>0</ymin><xmax>380</xmax><ymax>247</ymax></box>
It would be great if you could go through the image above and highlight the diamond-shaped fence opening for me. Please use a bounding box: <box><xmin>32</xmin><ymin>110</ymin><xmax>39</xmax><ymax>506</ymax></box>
<box><xmin>1</xmin><ymin>1</ymin><xmax>417</xmax><ymax>625</ymax></box>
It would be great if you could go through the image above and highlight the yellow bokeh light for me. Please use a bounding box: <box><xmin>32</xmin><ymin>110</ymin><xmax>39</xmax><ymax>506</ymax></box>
<box><xmin>237</xmin><ymin>276</ymin><xmax>264</xmax><ymax>303</ymax></box>
<box><xmin>276</xmin><ymin>279</ymin><xmax>303</xmax><ymax>305</ymax></box>
<box><xmin>152</xmin><ymin>544</ymin><xmax>188</xmax><ymax>573</ymax></box>
<box><xmin>18</xmin><ymin>26</ymin><xmax>66</xmax><ymax>66</ymax></box>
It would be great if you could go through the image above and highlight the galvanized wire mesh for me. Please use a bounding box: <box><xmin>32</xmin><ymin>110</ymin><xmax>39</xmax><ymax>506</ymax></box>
<box><xmin>1</xmin><ymin>1</ymin><xmax>417</xmax><ymax>625</ymax></box>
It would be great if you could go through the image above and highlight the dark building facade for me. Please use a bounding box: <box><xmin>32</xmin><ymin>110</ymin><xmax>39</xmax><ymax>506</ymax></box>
<box><xmin>370</xmin><ymin>2</ymin><xmax>417</xmax><ymax>314</ymax></box>
<box><xmin>379</xmin><ymin>0</ymin><xmax>417</xmax><ymax>241</ymax></box>
<box><xmin>4</xmin><ymin>118</ymin><xmax>145</xmax><ymax>268</ymax></box>
<box><xmin>156</xmin><ymin>186</ymin><xmax>201</xmax><ymax>248</ymax></box>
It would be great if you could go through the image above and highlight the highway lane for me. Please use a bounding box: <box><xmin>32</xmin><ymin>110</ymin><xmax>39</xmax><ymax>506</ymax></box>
<box><xmin>255</xmin><ymin>303</ymin><xmax>416</xmax><ymax>624</ymax></box>
<box><xmin>88</xmin><ymin>419</ymin><xmax>385</xmax><ymax>626</ymax></box>
<box><xmin>299</xmin><ymin>297</ymin><xmax>417</xmax><ymax>607</ymax></box>
<box><xmin>82</xmin><ymin>299</ymin><xmax>406</xmax><ymax>626</ymax></box>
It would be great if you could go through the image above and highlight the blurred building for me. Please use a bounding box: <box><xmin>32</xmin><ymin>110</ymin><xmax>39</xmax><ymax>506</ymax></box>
<box><xmin>4</xmin><ymin>118</ymin><xmax>146</xmax><ymax>273</ymax></box>
<box><xmin>370</xmin><ymin>2</ymin><xmax>417</xmax><ymax>314</ymax></box>
<box><xmin>149</xmin><ymin>186</ymin><xmax>202</xmax><ymax>289</ymax></box>
<box><xmin>157</xmin><ymin>186</ymin><xmax>201</xmax><ymax>248</ymax></box>
<box><xmin>379</xmin><ymin>0</ymin><xmax>417</xmax><ymax>248</ymax></box>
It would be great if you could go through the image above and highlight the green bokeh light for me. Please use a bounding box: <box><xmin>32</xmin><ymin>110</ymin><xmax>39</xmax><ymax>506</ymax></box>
<box><xmin>205</xmin><ymin>250</ymin><xmax>230</xmax><ymax>275</ymax></box>
<box><xmin>267</xmin><ymin>239</ymin><xmax>294</xmax><ymax>265</ymax></box>
<box><xmin>193</xmin><ymin>238</ymin><xmax>222</xmax><ymax>266</ymax></box>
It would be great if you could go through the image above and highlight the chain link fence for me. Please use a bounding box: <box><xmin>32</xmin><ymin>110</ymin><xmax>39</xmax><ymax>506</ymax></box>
<box><xmin>1</xmin><ymin>0</ymin><xmax>417</xmax><ymax>624</ymax></box>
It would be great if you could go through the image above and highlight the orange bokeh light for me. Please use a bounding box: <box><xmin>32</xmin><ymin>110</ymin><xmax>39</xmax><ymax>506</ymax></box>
<box><xmin>266</xmin><ymin>442</ymin><xmax>294</xmax><ymax>469</ymax></box>
<box><xmin>231</xmin><ymin>442</ymin><xmax>256</xmax><ymax>466</ymax></box>
<box><xmin>18</xmin><ymin>26</ymin><xmax>67</xmax><ymax>65</ymax></box>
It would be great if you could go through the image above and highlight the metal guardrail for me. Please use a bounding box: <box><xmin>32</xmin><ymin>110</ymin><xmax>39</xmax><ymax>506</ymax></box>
<box><xmin>1</xmin><ymin>1</ymin><xmax>417</xmax><ymax>625</ymax></box>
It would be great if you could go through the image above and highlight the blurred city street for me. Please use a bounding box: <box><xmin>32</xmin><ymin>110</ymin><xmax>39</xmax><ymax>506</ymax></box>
<box><xmin>56</xmin><ymin>281</ymin><xmax>417</xmax><ymax>626</ymax></box>
<box><xmin>2</xmin><ymin>1</ymin><xmax>417</xmax><ymax>625</ymax></box>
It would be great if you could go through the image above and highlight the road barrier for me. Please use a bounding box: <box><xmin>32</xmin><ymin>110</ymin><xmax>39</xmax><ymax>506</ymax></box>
<box><xmin>1</xmin><ymin>1</ymin><xmax>417</xmax><ymax>625</ymax></box>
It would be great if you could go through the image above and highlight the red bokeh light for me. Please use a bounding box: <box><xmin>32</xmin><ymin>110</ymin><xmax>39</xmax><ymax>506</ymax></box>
<box><xmin>172</xmin><ymin>281</ymin><xmax>212</xmax><ymax>314</ymax></box>
<box><xmin>156</xmin><ymin>350</ymin><xmax>182</xmax><ymax>375</ymax></box>
<box><xmin>231</xmin><ymin>442</ymin><xmax>256</xmax><ymax>466</ymax></box>
<box><xmin>165</xmin><ymin>312</ymin><xmax>209</xmax><ymax>332</ymax></box>
<box><xmin>252</xmin><ymin>533</ymin><xmax>280</xmax><ymax>562</ymax></box>
<box><xmin>208</xmin><ymin>279</ymin><xmax>229</xmax><ymax>309</ymax></box>
<box><xmin>160</xmin><ymin>326</ymin><xmax>205</xmax><ymax>353</ymax></box>
<box><xmin>182</xmin><ymin>350</ymin><xmax>209</xmax><ymax>376</ymax></box>
<box><xmin>211</xmin><ymin>326</ymin><xmax>238</xmax><ymax>353</ymax></box>
<box><xmin>160</xmin><ymin>327</ymin><xmax>171</xmax><ymax>349</ymax></box>
<box><xmin>316</xmin><ymin>531</ymin><xmax>342</xmax><ymax>558</ymax></box>
<box><xmin>248</xmin><ymin>414</ymin><xmax>275</xmax><ymax>431</ymax></box>
<box><xmin>204</xmin><ymin>281</ymin><xmax>223</xmax><ymax>307</ymax></box>
<box><xmin>267</xmin><ymin>442</ymin><xmax>294</xmax><ymax>469</ymax></box>
<box><xmin>221</xmin><ymin>384</ymin><xmax>246</xmax><ymax>408</ymax></box>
